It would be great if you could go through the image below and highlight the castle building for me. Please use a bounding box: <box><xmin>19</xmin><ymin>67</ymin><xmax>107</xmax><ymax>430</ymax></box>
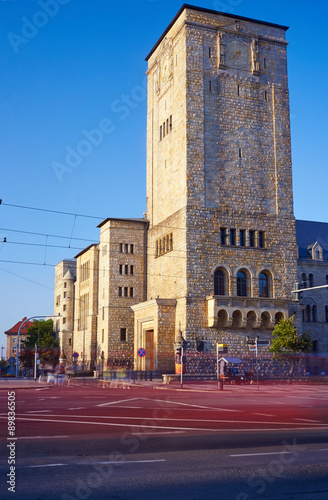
<box><xmin>54</xmin><ymin>5</ymin><xmax>328</xmax><ymax>374</ymax></box>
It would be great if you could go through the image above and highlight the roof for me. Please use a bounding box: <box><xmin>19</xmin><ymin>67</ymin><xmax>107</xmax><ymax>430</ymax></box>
<box><xmin>5</xmin><ymin>317</ymin><xmax>34</xmax><ymax>335</ymax></box>
<box><xmin>74</xmin><ymin>243</ymin><xmax>98</xmax><ymax>260</ymax></box>
<box><xmin>219</xmin><ymin>357</ymin><xmax>243</xmax><ymax>364</ymax></box>
<box><xmin>97</xmin><ymin>217</ymin><xmax>148</xmax><ymax>228</ymax></box>
<box><xmin>296</xmin><ymin>220</ymin><xmax>328</xmax><ymax>261</ymax></box>
<box><xmin>146</xmin><ymin>3</ymin><xmax>288</xmax><ymax>61</ymax></box>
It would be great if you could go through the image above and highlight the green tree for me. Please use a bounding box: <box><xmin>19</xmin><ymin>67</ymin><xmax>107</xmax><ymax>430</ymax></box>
<box><xmin>270</xmin><ymin>316</ymin><xmax>312</xmax><ymax>381</ymax></box>
<box><xmin>20</xmin><ymin>319</ymin><xmax>59</xmax><ymax>369</ymax></box>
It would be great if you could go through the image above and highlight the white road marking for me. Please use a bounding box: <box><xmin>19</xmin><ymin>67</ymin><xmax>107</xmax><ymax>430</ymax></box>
<box><xmin>2</xmin><ymin>414</ymin><xmax>327</xmax><ymax>429</ymax></box>
<box><xmin>26</xmin><ymin>464</ymin><xmax>65</xmax><ymax>468</ymax></box>
<box><xmin>19</xmin><ymin>435</ymin><xmax>69</xmax><ymax>440</ymax></box>
<box><xmin>67</xmin><ymin>407</ymin><xmax>86</xmax><ymax>410</ymax></box>
<box><xmin>230</xmin><ymin>451</ymin><xmax>294</xmax><ymax>457</ymax></box>
<box><xmin>25</xmin><ymin>410</ymin><xmax>51</xmax><ymax>413</ymax></box>
<box><xmin>145</xmin><ymin>397</ymin><xmax>242</xmax><ymax>412</ymax></box>
<box><xmin>97</xmin><ymin>398</ymin><xmax>140</xmax><ymax>407</ymax></box>
<box><xmin>94</xmin><ymin>459</ymin><xmax>166</xmax><ymax>464</ymax></box>
<box><xmin>253</xmin><ymin>413</ymin><xmax>275</xmax><ymax>417</ymax></box>
<box><xmin>35</xmin><ymin>388</ymin><xmax>49</xmax><ymax>391</ymax></box>
<box><xmin>293</xmin><ymin>418</ymin><xmax>321</xmax><ymax>423</ymax></box>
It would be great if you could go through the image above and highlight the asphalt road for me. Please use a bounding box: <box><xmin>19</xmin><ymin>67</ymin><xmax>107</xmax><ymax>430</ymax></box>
<box><xmin>0</xmin><ymin>382</ymin><xmax>328</xmax><ymax>499</ymax></box>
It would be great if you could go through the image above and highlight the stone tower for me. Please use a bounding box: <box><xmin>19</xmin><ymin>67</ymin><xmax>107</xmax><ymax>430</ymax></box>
<box><xmin>137</xmin><ymin>4</ymin><xmax>298</xmax><ymax>369</ymax></box>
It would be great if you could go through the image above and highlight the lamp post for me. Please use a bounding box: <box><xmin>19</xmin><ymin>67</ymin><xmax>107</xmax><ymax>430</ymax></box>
<box><xmin>68</xmin><ymin>296</ymin><xmax>86</xmax><ymax>371</ymax></box>
<box><xmin>15</xmin><ymin>315</ymin><xmax>59</xmax><ymax>378</ymax></box>
<box><xmin>1</xmin><ymin>345</ymin><xmax>4</xmax><ymax>361</ymax></box>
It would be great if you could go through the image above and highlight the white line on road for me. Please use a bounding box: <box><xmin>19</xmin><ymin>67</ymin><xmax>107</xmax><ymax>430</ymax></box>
<box><xmin>97</xmin><ymin>398</ymin><xmax>140</xmax><ymax>407</ymax></box>
<box><xmin>146</xmin><ymin>398</ymin><xmax>242</xmax><ymax>412</ymax></box>
<box><xmin>19</xmin><ymin>435</ymin><xmax>69</xmax><ymax>440</ymax></box>
<box><xmin>35</xmin><ymin>388</ymin><xmax>49</xmax><ymax>391</ymax></box>
<box><xmin>25</xmin><ymin>410</ymin><xmax>51</xmax><ymax>413</ymax></box>
<box><xmin>293</xmin><ymin>418</ymin><xmax>321</xmax><ymax>423</ymax></box>
<box><xmin>67</xmin><ymin>407</ymin><xmax>86</xmax><ymax>410</ymax></box>
<box><xmin>2</xmin><ymin>414</ymin><xmax>327</xmax><ymax>431</ymax></box>
<box><xmin>253</xmin><ymin>413</ymin><xmax>275</xmax><ymax>417</ymax></box>
<box><xmin>26</xmin><ymin>464</ymin><xmax>66</xmax><ymax>468</ymax></box>
<box><xmin>230</xmin><ymin>451</ymin><xmax>294</xmax><ymax>457</ymax></box>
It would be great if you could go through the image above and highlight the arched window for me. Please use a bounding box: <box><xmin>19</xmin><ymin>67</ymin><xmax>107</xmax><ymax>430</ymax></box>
<box><xmin>308</xmin><ymin>274</ymin><xmax>314</xmax><ymax>288</ymax></box>
<box><xmin>237</xmin><ymin>271</ymin><xmax>247</xmax><ymax>297</ymax></box>
<box><xmin>305</xmin><ymin>304</ymin><xmax>311</xmax><ymax>323</ymax></box>
<box><xmin>312</xmin><ymin>305</ymin><xmax>317</xmax><ymax>323</ymax></box>
<box><xmin>301</xmin><ymin>273</ymin><xmax>307</xmax><ymax>288</ymax></box>
<box><xmin>214</xmin><ymin>269</ymin><xmax>225</xmax><ymax>295</ymax></box>
<box><xmin>259</xmin><ymin>272</ymin><xmax>269</xmax><ymax>298</ymax></box>
<box><xmin>326</xmin><ymin>275</ymin><xmax>328</xmax><ymax>286</ymax></box>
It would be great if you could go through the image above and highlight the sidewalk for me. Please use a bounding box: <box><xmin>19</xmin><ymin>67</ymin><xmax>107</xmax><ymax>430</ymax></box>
<box><xmin>0</xmin><ymin>378</ymin><xmax>47</xmax><ymax>390</ymax></box>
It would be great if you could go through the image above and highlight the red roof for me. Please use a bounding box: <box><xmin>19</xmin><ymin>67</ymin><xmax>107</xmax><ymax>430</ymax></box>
<box><xmin>5</xmin><ymin>317</ymin><xmax>34</xmax><ymax>335</ymax></box>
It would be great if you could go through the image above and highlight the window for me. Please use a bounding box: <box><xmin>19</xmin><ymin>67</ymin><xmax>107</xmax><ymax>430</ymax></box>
<box><xmin>155</xmin><ymin>233</ymin><xmax>173</xmax><ymax>258</ymax></box>
<box><xmin>239</xmin><ymin>148</ymin><xmax>242</xmax><ymax>158</ymax></box>
<box><xmin>63</xmin><ymin>317</ymin><xmax>66</xmax><ymax>325</ymax></box>
<box><xmin>119</xmin><ymin>287</ymin><xmax>123</xmax><ymax>297</ymax></box>
<box><xmin>312</xmin><ymin>305</ymin><xmax>317</xmax><ymax>323</ymax></box>
<box><xmin>119</xmin><ymin>265</ymin><xmax>123</xmax><ymax>275</ymax></box>
<box><xmin>264</xmin><ymin>90</ymin><xmax>268</xmax><ymax>101</ymax></box>
<box><xmin>237</xmin><ymin>271</ymin><xmax>247</xmax><ymax>297</ymax></box>
<box><xmin>209</xmin><ymin>80</ymin><xmax>212</xmax><ymax>91</ymax></box>
<box><xmin>124</xmin><ymin>287</ymin><xmax>128</xmax><ymax>297</ymax></box>
<box><xmin>249</xmin><ymin>230</ymin><xmax>255</xmax><ymax>247</ymax></box>
<box><xmin>69</xmin><ymin>338</ymin><xmax>72</xmax><ymax>346</ymax></box>
<box><xmin>102</xmin><ymin>329</ymin><xmax>104</xmax><ymax>343</ymax></box>
<box><xmin>230</xmin><ymin>229</ymin><xmax>236</xmax><ymax>246</ymax></box>
<box><xmin>63</xmin><ymin>305</ymin><xmax>66</xmax><ymax>312</ymax></box>
<box><xmin>239</xmin><ymin>230</ymin><xmax>246</xmax><ymax>247</ymax></box>
<box><xmin>130</xmin><ymin>244</ymin><xmax>134</xmax><ymax>254</ymax></box>
<box><xmin>264</xmin><ymin>57</ymin><xmax>267</xmax><ymax>69</ymax></box>
<box><xmin>130</xmin><ymin>287</ymin><xmax>134</xmax><ymax>297</ymax></box>
<box><xmin>301</xmin><ymin>273</ymin><xmax>307</xmax><ymax>288</ymax></box>
<box><xmin>325</xmin><ymin>306</ymin><xmax>328</xmax><ymax>323</ymax></box>
<box><xmin>120</xmin><ymin>328</ymin><xmax>127</xmax><ymax>342</ymax></box>
<box><xmin>125</xmin><ymin>265</ymin><xmax>129</xmax><ymax>275</ymax></box>
<box><xmin>64</xmin><ymin>282</ymin><xmax>67</xmax><ymax>288</ymax></box>
<box><xmin>220</xmin><ymin>228</ymin><xmax>227</xmax><ymax>246</ymax></box>
<box><xmin>63</xmin><ymin>291</ymin><xmax>67</xmax><ymax>298</ymax></box>
<box><xmin>13</xmin><ymin>338</ymin><xmax>16</xmax><ymax>344</ymax></box>
<box><xmin>209</xmin><ymin>47</ymin><xmax>212</xmax><ymax>58</ymax></box>
<box><xmin>102</xmin><ymin>306</ymin><xmax>104</xmax><ymax>321</ymax></box>
<box><xmin>305</xmin><ymin>304</ymin><xmax>311</xmax><ymax>323</ymax></box>
<box><xmin>130</xmin><ymin>265</ymin><xmax>134</xmax><ymax>275</ymax></box>
<box><xmin>160</xmin><ymin>115</ymin><xmax>173</xmax><ymax>140</ymax></box>
<box><xmin>160</xmin><ymin>125</ymin><xmax>162</xmax><ymax>141</ymax></box>
<box><xmin>259</xmin><ymin>273</ymin><xmax>269</xmax><ymax>298</ymax></box>
<box><xmin>326</xmin><ymin>275</ymin><xmax>328</xmax><ymax>285</ymax></box>
<box><xmin>120</xmin><ymin>243</ymin><xmax>123</xmax><ymax>253</ymax></box>
<box><xmin>124</xmin><ymin>244</ymin><xmax>129</xmax><ymax>253</ymax></box>
<box><xmin>258</xmin><ymin>231</ymin><xmax>265</xmax><ymax>248</ymax></box>
<box><xmin>214</xmin><ymin>269</ymin><xmax>225</xmax><ymax>296</ymax></box>
<box><xmin>237</xmin><ymin>85</ymin><xmax>240</xmax><ymax>96</ymax></box>
<box><xmin>308</xmin><ymin>274</ymin><xmax>314</xmax><ymax>288</ymax></box>
<box><xmin>56</xmin><ymin>295</ymin><xmax>60</xmax><ymax>306</ymax></box>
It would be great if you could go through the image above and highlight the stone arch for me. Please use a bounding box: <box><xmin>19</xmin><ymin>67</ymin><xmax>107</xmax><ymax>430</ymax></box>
<box><xmin>232</xmin><ymin>309</ymin><xmax>244</xmax><ymax>328</ymax></box>
<box><xmin>247</xmin><ymin>310</ymin><xmax>259</xmax><ymax>328</ymax></box>
<box><xmin>275</xmin><ymin>311</ymin><xmax>285</xmax><ymax>324</ymax></box>
<box><xmin>258</xmin><ymin>269</ymin><xmax>273</xmax><ymax>298</ymax></box>
<box><xmin>261</xmin><ymin>311</ymin><xmax>272</xmax><ymax>329</ymax></box>
<box><xmin>217</xmin><ymin>309</ymin><xmax>229</xmax><ymax>328</ymax></box>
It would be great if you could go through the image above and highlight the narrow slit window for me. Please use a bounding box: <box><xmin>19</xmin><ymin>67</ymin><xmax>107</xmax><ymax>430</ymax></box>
<box><xmin>265</xmin><ymin>90</ymin><xmax>268</xmax><ymax>101</ymax></box>
<box><xmin>264</xmin><ymin>57</ymin><xmax>267</xmax><ymax>69</ymax></box>
<box><xmin>209</xmin><ymin>80</ymin><xmax>212</xmax><ymax>91</ymax></box>
<box><xmin>237</xmin><ymin>85</ymin><xmax>240</xmax><ymax>96</ymax></box>
<box><xmin>169</xmin><ymin>115</ymin><xmax>172</xmax><ymax>131</ymax></box>
<box><xmin>160</xmin><ymin>125</ymin><xmax>162</xmax><ymax>141</ymax></box>
<box><xmin>239</xmin><ymin>148</ymin><xmax>242</xmax><ymax>158</ymax></box>
<box><xmin>209</xmin><ymin>47</ymin><xmax>212</xmax><ymax>58</ymax></box>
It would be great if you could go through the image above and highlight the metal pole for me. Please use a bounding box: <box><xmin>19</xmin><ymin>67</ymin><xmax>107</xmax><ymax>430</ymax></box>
<box><xmin>34</xmin><ymin>343</ymin><xmax>37</xmax><ymax>380</ymax></box>
<box><xmin>83</xmin><ymin>298</ymin><xmax>85</xmax><ymax>371</ymax></box>
<box><xmin>180</xmin><ymin>346</ymin><xmax>183</xmax><ymax>388</ymax></box>
<box><xmin>256</xmin><ymin>337</ymin><xmax>259</xmax><ymax>391</ymax></box>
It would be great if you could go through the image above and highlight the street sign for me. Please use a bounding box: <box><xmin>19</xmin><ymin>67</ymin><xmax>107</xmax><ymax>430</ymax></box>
<box><xmin>257</xmin><ymin>340</ymin><xmax>270</xmax><ymax>346</ymax></box>
<box><xmin>137</xmin><ymin>348</ymin><xmax>146</xmax><ymax>357</ymax></box>
<box><xmin>217</xmin><ymin>343</ymin><xmax>228</xmax><ymax>353</ymax></box>
<box><xmin>73</xmin><ymin>352</ymin><xmax>79</xmax><ymax>359</ymax></box>
<box><xmin>249</xmin><ymin>345</ymin><xmax>257</xmax><ymax>351</ymax></box>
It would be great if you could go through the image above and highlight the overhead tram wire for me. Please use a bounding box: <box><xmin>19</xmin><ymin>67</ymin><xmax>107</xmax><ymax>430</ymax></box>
<box><xmin>0</xmin><ymin>227</ymin><xmax>96</xmax><ymax>243</ymax></box>
<box><xmin>3</xmin><ymin>240</ymin><xmax>84</xmax><ymax>251</ymax></box>
<box><xmin>0</xmin><ymin>201</ymin><xmax>104</xmax><ymax>220</ymax></box>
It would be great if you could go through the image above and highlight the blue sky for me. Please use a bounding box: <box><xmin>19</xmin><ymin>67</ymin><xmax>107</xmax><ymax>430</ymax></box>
<box><xmin>1</xmin><ymin>0</ymin><xmax>327</xmax><ymax>355</ymax></box>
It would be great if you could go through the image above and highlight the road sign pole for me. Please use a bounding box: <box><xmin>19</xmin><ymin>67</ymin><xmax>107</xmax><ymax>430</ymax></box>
<box><xmin>180</xmin><ymin>346</ymin><xmax>183</xmax><ymax>388</ymax></box>
<box><xmin>256</xmin><ymin>337</ymin><xmax>259</xmax><ymax>391</ymax></box>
